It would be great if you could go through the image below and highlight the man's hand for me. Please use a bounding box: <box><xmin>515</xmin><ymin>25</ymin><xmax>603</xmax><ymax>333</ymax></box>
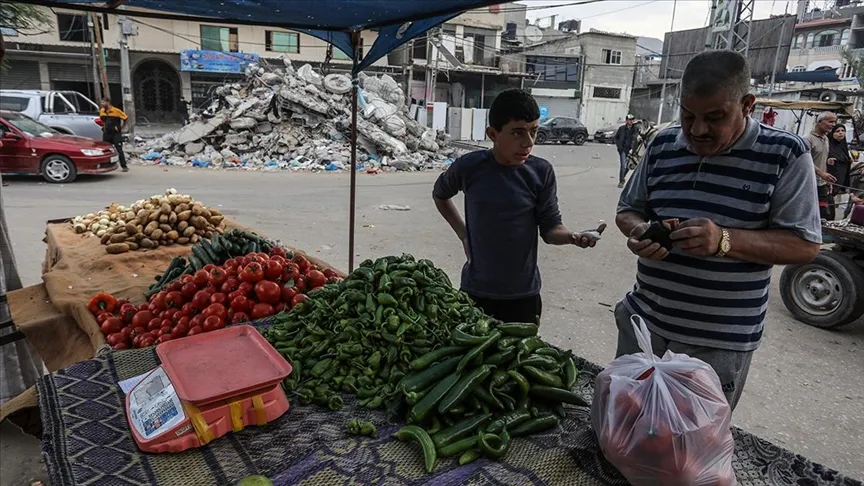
<box><xmin>670</xmin><ymin>218</ymin><xmax>722</xmax><ymax>257</ymax></box>
<box><xmin>571</xmin><ymin>221</ymin><xmax>607</xmax><ymax>248</ymax></box>
<box><xmin>626</xmin><ymin>222</ymin><xmax>669</xmax><ymax>260</ymax></box>
<box><xmin>818</xmin><ymin>170</ymin><xmax>838</xmax><ymax>184</ymax></box>
<box><xmin>827</xmin><ymin>157</ymin><xmax>836</xmax><ymax>166</ymax></box>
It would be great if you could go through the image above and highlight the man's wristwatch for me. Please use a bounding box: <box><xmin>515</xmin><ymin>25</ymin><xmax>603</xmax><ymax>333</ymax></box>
<box><xmin>716</xmin><ymin>228</ymin><xmax>731</xmax><ymax>257</ymax></box>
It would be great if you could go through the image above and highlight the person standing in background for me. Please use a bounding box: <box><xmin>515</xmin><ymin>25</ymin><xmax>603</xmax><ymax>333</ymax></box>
<box><xmin>99</xmin><ymin>98</ymin><xmax>129</xmax><ymax>172</ymax></box>
<box><xmin>805</xmin><ymin>112</ymin><xmax>838</xmax><ymax>220</ymax></box>
<box><xmin>828</xmin><ymin>124</ymin><xmax>853</xmax><ymax>219</ymax></box>
<box><xmin>615</xmin><ymin>114</ymin><xmax>639</xmax><ymax>188</ymax></box>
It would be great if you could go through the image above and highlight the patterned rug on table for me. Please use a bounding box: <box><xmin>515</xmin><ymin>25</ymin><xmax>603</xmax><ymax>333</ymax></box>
<box><xmin>37</xmin><ymin>347</ymin><xmax>863</xmax><ymax>486</ymax></box>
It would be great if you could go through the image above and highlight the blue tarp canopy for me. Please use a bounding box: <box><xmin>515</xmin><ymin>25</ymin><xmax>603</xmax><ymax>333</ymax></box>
<box><xmin>19</xmin><ymin>0</ymin><xmax>504</xmax><ymax>72</ymax></box>
<box><xmin>774</xmin><ymin>70</ymin><xmax>841</xmax><ymax>83</ymax></box>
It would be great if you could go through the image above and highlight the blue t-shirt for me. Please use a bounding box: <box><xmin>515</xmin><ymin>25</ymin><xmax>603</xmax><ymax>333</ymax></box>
<box><xmin>432</xmin><ymin>150</ymin><xmax>562</xmax><ymax>298</ymax></box>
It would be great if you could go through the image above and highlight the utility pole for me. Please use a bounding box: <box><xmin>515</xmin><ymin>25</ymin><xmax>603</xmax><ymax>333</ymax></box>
<box><xmin>118</xmin><ymin>13</ymin><xmax>136</xmax><ymax>136</ymax></box>
<box><xmin>91</xmin><ymin>13</ymin><xmax>109</xmax><ymax>98</ymax></box>
<box><xmin>767</xmin><ymin>5</ymin><xmax>789</xmax><ymax>98</ymax></box>
<box><xmin>657</xmin><ymin>0</ymin><xmax>677</xmax><ymax>124</ymax></box>
<box><xmin>405</xmin><ymin>40</ymin><xmax>414</xmax><ymax>107</ymax></box>
<box><xmin>87</xmin><ymin>15</ymin><xmax>101</xmax><ymax>100</ymax></box>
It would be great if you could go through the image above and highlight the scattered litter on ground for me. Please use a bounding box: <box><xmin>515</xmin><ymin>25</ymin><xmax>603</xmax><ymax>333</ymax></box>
<box><xmin>377</xmin><ymin>204</ymin><xmax>411</xmax><ymax>211</ymax></box>
<box><xmin>130</xmin><ymin>58</ymin><xmax>460</xmax><ymax>173</ymax></box>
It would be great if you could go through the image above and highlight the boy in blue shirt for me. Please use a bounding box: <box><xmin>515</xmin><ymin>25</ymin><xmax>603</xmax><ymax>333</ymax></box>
<box><xmin>433</xmin><ymin>89</ymin><xmax>598</xmax><ymax>324</ymax></box>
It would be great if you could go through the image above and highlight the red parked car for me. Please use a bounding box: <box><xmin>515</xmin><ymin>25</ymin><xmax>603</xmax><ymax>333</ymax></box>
<box><xmin>0</xmin><ymin>110</ymin><xmax>118</xmax><ymax>183</ymax></box>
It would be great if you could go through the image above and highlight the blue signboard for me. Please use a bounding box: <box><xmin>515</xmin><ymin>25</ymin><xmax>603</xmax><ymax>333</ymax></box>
<box><xmin>180</xmin><ymin>50</ymin><xmax>260</xmax><ymax>73</ymax></box>
<box><xmin>539</xmin><ymin>105</ymin><xmax>549</xmax><ymax>120</ymax></box>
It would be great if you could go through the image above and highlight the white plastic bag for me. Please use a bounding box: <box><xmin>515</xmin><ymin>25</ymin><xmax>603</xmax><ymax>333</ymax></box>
<box><xmin>592</xmin><ymin>316</ymin><xmax>736</xmax><ymax>486</ymax></box>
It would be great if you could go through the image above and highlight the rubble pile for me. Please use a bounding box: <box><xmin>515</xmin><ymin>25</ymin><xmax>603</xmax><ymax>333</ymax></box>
<box><xmin>133</xmin><ymin>59</ymin><xmax>458</xmax><ymax>172</ymax></box>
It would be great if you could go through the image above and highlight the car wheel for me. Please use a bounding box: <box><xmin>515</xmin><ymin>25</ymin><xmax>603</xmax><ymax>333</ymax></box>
<box><xmin>40</xmin><ymin>155</ymin><xmax>77</xmax><ymax>183</ymax></box>
<box><xmin>535</xmin><ymin>132</ymin><xmax>548</xmax><ymax>144</ymax></box>
<box><xmin>779</xmin><ymin>251</ymin><xmax>864</xmax><ymax>328</ymax></box>
<box><xmin>573</xmin><ymin>133</ymin><xmax>586</xmax><ymax>145</ymax></box>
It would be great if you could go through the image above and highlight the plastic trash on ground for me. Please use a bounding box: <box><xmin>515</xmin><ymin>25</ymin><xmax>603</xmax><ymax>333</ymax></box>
<box><xmin>592</xmin><ymin>316</ymin><xmax>735</xmax><ymax>486</ymax></box>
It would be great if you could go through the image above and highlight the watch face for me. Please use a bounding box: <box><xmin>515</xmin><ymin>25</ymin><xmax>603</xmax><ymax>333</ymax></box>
<box><xmin>721</xmin><ymin>239</ymin><xmax>731</xmax><ymax>253</ymax></box>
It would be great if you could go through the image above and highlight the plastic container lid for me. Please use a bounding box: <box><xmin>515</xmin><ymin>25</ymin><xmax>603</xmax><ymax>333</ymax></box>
<box><xmin>156</xmin><ymin>325</ymin><xmax>292</xmax><ymax>405</ymax></box>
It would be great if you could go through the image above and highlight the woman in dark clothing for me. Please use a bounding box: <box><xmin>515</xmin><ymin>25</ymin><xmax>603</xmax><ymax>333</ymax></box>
<box><xmin>827</xmin><ymin>124</ymin><xmax>854</xmax><ymax>220</ymax></box>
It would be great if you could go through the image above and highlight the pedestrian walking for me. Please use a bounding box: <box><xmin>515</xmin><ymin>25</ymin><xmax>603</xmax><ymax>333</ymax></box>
<box><xmin>805</xmin><ymin>112</ymin><xmax>838</xmax><ymax>219</ymax></box>
<box><xmin>614</xmin><ymin>50</ymin><xmax>821</xmax><ymax>411</ymax></box>
<box><xmin>615</xmin><ymin>114</ymin><xmax>639</xmax><ymax>188</ymax></box>
<box><xmin>827</xmin><ymin>124</ymin><xmax>854</xmax><ymax>218</ymax></box>
<box><xmin>432</xmin><ymin>89</ymin><xmax>601</xmax><ymax>324</ymax></box>
<box><xmin>98</xmin><ymin>97</ymin><xmax>129</xmax><ymax>172</ymax></box>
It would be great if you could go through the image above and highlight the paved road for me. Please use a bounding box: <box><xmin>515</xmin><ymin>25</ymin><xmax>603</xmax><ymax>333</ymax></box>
<box><xmin>1</xmin><ymin>142</ymin><xmax>862</xmax><ymax>484</ymax></box>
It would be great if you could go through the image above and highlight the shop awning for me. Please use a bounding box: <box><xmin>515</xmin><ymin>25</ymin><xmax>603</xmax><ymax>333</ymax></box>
<box><xmin>773</xmin><ymin>70</ymin><xmax>840</xmax><ymax>83</ymax></box>
<box><xmin>16</xmin><ymin>0</ymin><xmax>503</xmax><ymax>72</ymax></box>
<box><xmin>755</xmin><ymin>98</ymin><xmax>854</xmax><ymax>116</ymax></box>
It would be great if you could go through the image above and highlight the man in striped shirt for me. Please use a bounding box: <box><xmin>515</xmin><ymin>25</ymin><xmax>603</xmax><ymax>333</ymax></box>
<box><xmin>614</xmin><ymin>50</ymin><xmax>821</xmax><ymax>410</ymax></box>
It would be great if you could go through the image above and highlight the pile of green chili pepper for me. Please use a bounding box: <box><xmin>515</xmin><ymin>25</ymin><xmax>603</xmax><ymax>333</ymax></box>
<box><xmin>263</xmin><ymin>254</ymin><xmax>485</xmax><ymax>412</ymax></box>
<box><xmin>393</xmin><ymin>319</ymin><xmax>587</xmax><ymax>472</ymax></box>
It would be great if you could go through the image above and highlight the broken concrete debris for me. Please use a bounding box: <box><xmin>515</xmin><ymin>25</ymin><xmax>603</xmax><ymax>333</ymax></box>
<box><xmin>133</xmin><ymin>59</ymin><xmax>458</xmax><ymax>172</ymax></box>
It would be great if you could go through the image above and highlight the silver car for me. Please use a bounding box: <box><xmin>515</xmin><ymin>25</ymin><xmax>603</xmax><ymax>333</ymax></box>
<box><xmin>0</xmin><ymin>90</ymin><xmax>104</xmax><ymax>140</ymax></box>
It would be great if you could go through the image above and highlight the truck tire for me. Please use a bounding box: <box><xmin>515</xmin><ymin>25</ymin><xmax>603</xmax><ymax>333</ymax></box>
<box><xmin>40</xmin><ymin>155</ymin><xmax>77</xmax><ymax>183</ymax></box>
<box><xmin>573</xmin><ymin>133</ymin><xmax>586</xmax><ymax>145</ymax></box>
<box><xmin>779</xmin><ymin>250</ymin><xmax>864</xmax><ymax>328</ymax></box>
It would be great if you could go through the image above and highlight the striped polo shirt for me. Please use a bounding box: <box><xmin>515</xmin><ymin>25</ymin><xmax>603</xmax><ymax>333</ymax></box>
<box><xmin>618</xmin><ymin>118</ymin><xmax>822</xmax><ymax>352</ymax></box>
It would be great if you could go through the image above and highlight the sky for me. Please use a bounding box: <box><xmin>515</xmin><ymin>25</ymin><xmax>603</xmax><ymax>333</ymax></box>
<box><xmin>521</xmin><ymin>0</ymin><xmax>792</xmax><ymax>40</ymax></box>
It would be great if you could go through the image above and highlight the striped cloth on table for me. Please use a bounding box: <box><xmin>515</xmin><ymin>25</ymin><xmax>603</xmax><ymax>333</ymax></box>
<box><xmin>617</xmin><ymin>119</ymin><xmax>822</xmax><ymax>352</ymax></box>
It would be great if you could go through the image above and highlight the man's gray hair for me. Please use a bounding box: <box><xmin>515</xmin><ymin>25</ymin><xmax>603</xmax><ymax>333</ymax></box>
<box><xmin>681</xmin><ymin>50</ymin><xmax>751</xmax><ymax>100</ymax></box>
<box><xmin>816</xmin><ymin>111</ymin><xmax>835</xmax><ymax>122</ymax></box>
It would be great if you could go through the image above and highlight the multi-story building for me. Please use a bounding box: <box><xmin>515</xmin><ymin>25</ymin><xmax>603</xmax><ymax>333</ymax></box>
<box><xmin>0</xmin><ymin>7</ymin><xmax>393</xmax><ymax>122</ymax></box>
<box><xmin>785</xmin><ymin>1</ymin><xmax>864</xmax><ymax>88</ymax></box>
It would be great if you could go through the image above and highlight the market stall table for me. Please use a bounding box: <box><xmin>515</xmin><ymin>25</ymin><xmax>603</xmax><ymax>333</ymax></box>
<box><xmin>34</xmin><ymin>332</ymin><xmax>862</xmax><ymax>486</ymax></box>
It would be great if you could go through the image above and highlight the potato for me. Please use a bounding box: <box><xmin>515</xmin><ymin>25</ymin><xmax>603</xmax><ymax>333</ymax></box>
<box><xmin>106</xmin><ymin>243</ymin><xmax>130</xmax><ymax>254</ymax></box>
<box><xmin>127</xmin><ymin>241</ymin><xmax>139</xmax><ymax>251</ymax></box>
<box><xmin>159</xmin><ymin>223</ymin><xmax>173</xmax><ymax>233</ymax></box>
<box><xmin>190</xmin><ymin>215</ymin><xmax>208</xmax><ymax>230</ymax></box>
<box><xmin>176</xmin><ymin>237</ymin><xmax>190</xmax><ymax>245</ymax></box>
<box><xmin>125</xmin><ymin>222</ymin><xmax>138</xmax><ymax>235</ymax></box>
<box><xmin>177</xmin><ymin>210</ymin><xmax>192</xmax><ymax>222</ymax></box>
<box><xmin>158</xmin><ymin>214</ymin><xmax>169</xmax><ymax>224</ymax></box>
<box><xmin>139</xmin><ymin>238</ymin><xmax>155</xmax><ymax>249</ymax></box>
<box><xmin>151</xmin><ymin>229</ymin><xmax>164</xmax><ymax>241</ymax></box>
<box><xmin>134</xmin><ymin>233</ymin><xmax>145</xmax><ymax>241</ymax></box>
<box><xmin>190</xmin><ymin>234</ymin><xmax>200</xmax><ymax>243</ymax></box>
<box><xmin>166</xmin><ymin>230</ymin><xmax>179</xmax><ymax>241</ymax></box>
<box><xmin>136</xmin><ymin>209</ymin><xmax>150</xmax><ymax>224</ymax></box>
<box><xmin>201</xmin><ymin>208</ymin><xmax>212</xmax><ymax>219</ymax></box>
<box><xmin>125</xmin><ymin>211</ymin><xmax>136</xmax><ymax>221</ymax></box>
<box><xmin>144</xmin><ymin>221</ymin><xmax>159</xmax><ymax>235</ymax></box>
<box><xmin>209</xmin><ymin>215</ymin><xmax>225</xmax><ymax>225</ymax></box>
<box><xmin>176</xmin><ymin>203</ymin><xmax>190</xmax><ymax>213</ymax></box>
<box><xmin>191</xmin><ymin>204</ymin><xmax>203</xmax><ymax>216</ymax></box>
<box><xmin>109</xmin><ymin>232</ymin><xmax>128</xmax><ymax>244</ymax></box>
<box><xmin>100</xmin><ymin>233</ymin><xmax>112</xmax><ymax>245</ymax></box>
<box><xmin>148</xmin><ymin>210</ymin><xmax>160</xmax><ymax>222</ymax></box>
<box><xmin>182</xmin><ymin>226</ymin><xmax>196</xmax><ymax>237</ymax></box>
<box><xmin>168</xmin><ymin>212</ymin><xmax>178</xmax><ymax>224</ymax></box>
<box><xmin>209</xmin><ymin>208</ymin><xmax>222</xmax><ymax>216</ymax></box>
<box><xmin>160</xmin><ymin>202</ymin><xmax>172</xmax><ymax>214</ymax></box>
<box><xmin>144</xmin><ymin>203</ymin><xmax>155</xmax><ymax>210</ymax></box>
<box><xmin>204</xmin><ymin>231</ymin><xmax>213</xmax><ymax>238</ymax></box>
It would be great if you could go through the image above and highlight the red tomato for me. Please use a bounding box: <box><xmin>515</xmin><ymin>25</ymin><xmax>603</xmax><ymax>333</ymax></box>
<box><xmin>281</xmin><ymin>286</ymin><xmax>297</xmax><ymax>303</ymax></box>
<box><xmin>238</xmin><ymin>282</ymin><xmax>254</xmax><ymax>296</ymax></box>
<box><xmin>221</xmin><ymin>277</ymin><xmax>240</xmax><ymax>294</ymax></box>
<box><xmin>187</xmin><ymin>325</ymin><xmax>204</xmax><ymax>336</ymax></box>
<box><xmin>230</xmin><ymin>295</ymin><xmax>250</xmax><ymax>312</ymax></box>
<box><xmin>179</xmin><ymin>302</ymin><xmax>195</xmax><ymax>316</ymax></box>
<box><xmin>120</xmin><ymin>326</ymin><xmax>134</xmax><ymax>341</ymax></box>
<box><xmin>167</xmin><ymin>281</ymin><xmax>183</xmax><ymax>293</ymax></box>
<box><xmin>162</xmin><ymin>308</ymin><xmax>179</xmax><ymax>321</ymax></box>
<box><xmin>131</xmin><ymin>326</ymin><xmax>147</xmax><ymax>337</ymax></box>
<box><xmin>150</xmin><ymin>291</ymin><xmax>167</xmax><ymax>310</ymax></box>
<box><xmin>190</xmin><ymin>314</ymin><xmax>206</xmax><ymax>328</ymax></box>
<box><xmin>119</xmin><ymin>303</ymin><xmax>137</xmax><ymax>323</ymax></box>
<box><xmin>270</xmin><ymin>247</ymin><xmax>287</xmax><ymax>258</ymax></box>
<box><xmin>203</xmin><ymin>315</ymin><xmax>224</xmax><ymax>332</ymax></box>
<box><xmin>156</xmin><ymin>334</ymin><xmax>173</xmax><ymax>344</ymax></box>
<box><xmin>191</xmin><ymin>290</ymin><xmax>211</xmax><ymax>310</ymax></box>
<box><xmin>176</xmin><ymin>316</ymin><xmax>190</xmax><ymax>329</ymax></box>
<box><xmin>147</xmin><ymin>318</ymin><xmax>162</xmax><ymax>332</ymax></box>
<box><xmin>179</xmin><ymin>274</ymin><xmax>193</xmax><ymax>284</ymax></box>
<box><xmin>131</xmin><ymin>311</ymin><xmax>155</xmax><ymax>329</ymax></box>
<box><xmin>270</xmin><ymin>255</ymin><xmax>287</xmax><ymax>267</ymax></box>
<box><xmin>291</xmin><ymin>294</ymin><xmax>308</xmax><ymax>307</ymax></box>
<box><xmin>282</xmin><ymin>263</ymin><xmax>301</xmax><ymax>282</ymax></box>
<box><xmin>140</xmin><ymin>336</ymin><xmax>156</xmax><ymax>348</ymax></box>
<box><xmin>96</xmin><ymin>312</ymin><xmax>113</xmax><ymax>325</ymax></box>
<box><xmin>293</xmin><ymin>254</ymin><xmax>310</xmax><ymax>273</ymax></box>
<box><xmin>181</xmin><ymin>282</ymin><xmax>198</xmax><ymax>299</ymax></box>
<box><xmin>240</xmin><ymin>262</ymin><xmax>264</xmax><ymax>283</ymax></box>
<box><xmin>263</xmin><ymin>260</ymin><xmax>283</xmax><ymax>281</ymax></box>
<box><xmin>295</xmin><ymin>276</ymin><xmax>306</xmax><ymax>292</ymax></box>
<box><xmin>158</xmin><ymin>326</ymin><xmax>173</xmax><ymax>337</ymax></box>
<box><xmin>106</xmin><ymin>332</ymin><xmax>126</xmax><ymax>346</ymax></box>
<box><xmin>203</xmin><ymin>303</ymin><xmax>228</xmax><ymax>321</ymax></box>
<box><xmin>322</xmin><ymin>268</ymin><xmax>338</xmax><ymax>279</ymax></box>
<box><xmin>250</xmin><ymin>303</ymin><xmax>275</xmax><ymax>320</ymax></box>
<box><xmin>193</xmin><ymin>269</ymin><xmax>210</xmax><ymax>287</ymax></box>
<box><xmin>165</xmin><ymin>291</ymin><xmax>185</xmax><ymax>309</ymax></box>
<box><xmin>209</xmin><ymin>267</ymin><xmax>228</xmax><ymax>287</ymax></box>
<box><xmin>132</xmin><ymin>335</ymin><xmax>142</xmax><ymax>348</ymax></box>
<box><xmin>173</xmin><ymin>323</ymin><xmax>189</xmax><ymax>337</ymax></box>
<box><xmin>160</xmin><ymin>319</ymin><xmax>173</xmax><ymax>330</ymax></box>
<box><xmin>254</xmin><ymin>280</ymin><xmax>282</xmax><ymax>304</ymax></box>
<box><xmin>231</xmin><ymin>312</ymin><xmax>250</xmax><ymax>324</ymax></box>
<box><xmin>327</xmin><ymin>276</ymin><xmax>341</xmax><ymax>284</ymax></box>
<box><xmin>137</xmin><ymin>303</ymin><xmax>149</xmax><ymax>312</ymax></box>
<box><xmin>227</xmin><ymin>290</ymin><xmax>244</xmax><ymax>302</ymax></box>
<box><xmin>203</xmin><ymin>264</ymin><xmax>217</xmax><ymax>273</ymax></box>
<box><xmin>305</xmin><ymin>270</ymin><xmax>326</xmax><ymax>290</ymax></box>
<box><xmin>210</xmin><ymin>292</ymin><xmax>227</xmax><ymax>305</ymax></box>
<box><xmin>100</xmin><ymin>318</ymin><xmax>124</xmax><ymax>335</ymax></box>
<box><xmin>273</xmin><ymin>302</ymin><xmax>285</xmax><ymax>314</ymax></box>
<box><xmin>113</xmin><ymin>343</ymin><xmax>129</xmax><ymax>350</ymax></box>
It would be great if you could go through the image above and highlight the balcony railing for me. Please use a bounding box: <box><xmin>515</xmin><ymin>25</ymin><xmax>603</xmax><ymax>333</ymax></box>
<box><xmin>789</xmin><ymin>45</ymin><xmax>843</xmax><ymax>57</ymax></box>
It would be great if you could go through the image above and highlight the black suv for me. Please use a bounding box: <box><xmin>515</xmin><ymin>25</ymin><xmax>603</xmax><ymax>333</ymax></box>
<box><xmin>535</xmin><ymin>117</ymin><xmax>588</xmax><ymax>145</ymax></box>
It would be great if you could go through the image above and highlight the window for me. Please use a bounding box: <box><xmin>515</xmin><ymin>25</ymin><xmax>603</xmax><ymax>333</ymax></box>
<box><xmin>525</xmin><ymin>56</ymin><xmax>580</xmax><ymax>82</ymax></box>
<box><xmin>601</xmin><ymin>49</ymin><xmax>622</xmax><ymax>65</ymax></box>
<box><xmin>806</xmin><ymin>32</ymin><xmax>816</xmax><ymax>48</ymax></box>
<box><xmin>0</xmin><ymin>27</ymin><xmax>18</xmax><ymax>37</ymax></box>
<box><xmin>790</xmin><ymin>65</ymin><xmax>807</xmax><ymax>73</ymax></box>
<box><xmin>59</xmin><ymin>92</ymin><xmax>98</xmax><ymax>114</ymax></box>
<box><xmin>0</xmin><ymin>96</ymin><xmax>30</xmax><ymax>112</ymax></box>
<box><xmin>793</xmin><ymin>34</ymin><xmax>804</xmax><ymax>48</ymax></box>
<box><xmin>593</xmin><ymin>86</ymin><xmax>622</xmax><ymax>99</ymax></box>
<box><xmin>50</xmin><ymin>95</ymin><xmax>74</xmax><ymax>114</ymax></box>
<box><xmin>333</xmin><ymin>38</ymin><xmax>364</xmax><ymax>60</ymax></box>
<box><xmin>56</xmin><ymin>13</ymin><xmax>90</xmax><ymax>42</ymax></box>
<box><xmin>200</xmin><ymin>25</ymin><xmax>238</xmax><ymax>52</ymax></box>
<box><xmin>841</xmin><ymin>28</ymin><xmax>850</xmax><ymax>46</ymax></box>
<box><xmin>814</xmin><ymin>29</ymin><xmax>840</xmax><ymax>47</ymax></box>
<box><xmin>413</xmin><ymin>36</ymin><xmax>427</xmax><ymax>59</ymax></box>
<box><xmin>265</xmin><ymin>31</ymin><xmax>299</xmax><ymax>53</ymax></box>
